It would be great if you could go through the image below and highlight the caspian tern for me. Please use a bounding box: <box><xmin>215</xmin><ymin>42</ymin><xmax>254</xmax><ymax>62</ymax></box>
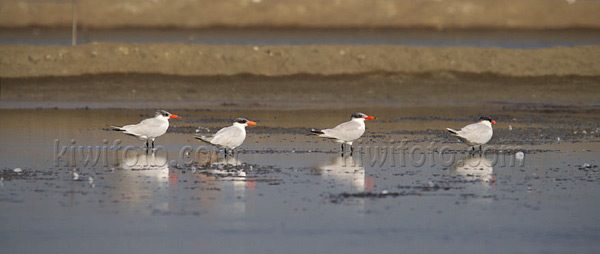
<box><xmin>111</xmin><ymin>110</ymin><xmax>180</xmax><ymax>149</ymax></box>
<box><xmin>447</xmin><ymin>116</ymin><xmax>496</xmax><ymax>153</ymax></box>
<box><xmin>195</xmin><ymin>118</ymin><xmax>257</xmax><ymax>155</ymax></box>
<box><xmin>310</xmin><ymin>112</ymin><xmax>376</xmax><ymax>154</ymax></box>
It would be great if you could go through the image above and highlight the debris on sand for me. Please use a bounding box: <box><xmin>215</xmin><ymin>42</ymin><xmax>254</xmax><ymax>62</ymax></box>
<box><xmin>578</xmin><ymin>163</ymin><xmax>597</xmax><ymax>171</ymax></box>
<box><xmin>515</xmin><ymin>152</ymin><xmax>525</xmax><ymax>160</ymax></box>
<box><xmin>329</xmin><ymin>191</ymin><xmax>418</xmax><ymax>203</ymax></box>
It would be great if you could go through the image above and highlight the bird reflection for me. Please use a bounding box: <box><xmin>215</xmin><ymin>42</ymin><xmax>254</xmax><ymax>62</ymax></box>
<box><xmin>115</xmin><ymin>150</ymin><xmax>251</xmax><ymax>217</ymax></box>
<box><xmin>452</xmin><ymin>155</ymin><xmax>494</xmax><ymax>183</ymax></box>
<box><xmin>200</xmin><ymin>153</ymin><xmax>246</xmax><ymax>177</ymax></box>
<box><xmin>199</xmin><ymin>155</ymin><xmax>250</xmax><ymax>216</ymax></box>
<box><xmin>113</xmin><ymin>150</ymin><xmax>173</xmax><ymax>213</ymax></box>
<box><xmin>317</xmin><ymin>155</ymin><xmax>369</xmax><ymax>192</ymax></box>
<box><xmin>120</xmin><ymin>150</ymin><xmax>169</xmax><ymax>171</ymax></box>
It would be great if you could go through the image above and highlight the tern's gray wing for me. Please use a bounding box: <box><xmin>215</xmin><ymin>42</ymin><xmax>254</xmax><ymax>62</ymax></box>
<box><xmin>121</xmin><ymin>117</ymin><xmax>168</xmax><ymax>138</ymax></box>
<box><xmin>321</xmin><ymin>120</ymin><xmax>365</xmax><ymax>142</ymax></box>
<box><xmin>209</xmin><ymin>126</ymin><xmax>246</xmax><ymax>149</ymax></box>
<box><xmin>459</xmin><ymin>122</ymin><xmax>483</xmax><ymax>133</ymax></box>
<box><xmin>196</xmin><ymin>125</ymin><xmax>231</xmax><ymax>143</ymax></box>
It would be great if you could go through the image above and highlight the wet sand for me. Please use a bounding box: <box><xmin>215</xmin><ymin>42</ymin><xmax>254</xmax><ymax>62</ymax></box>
<box><xmin>0</xmin><ymin>106</ymin><xmax>599</xmax><ymax>253</ymax></box>
<box><xmin>2</xmin><ymin>73</ymin><xmax>600</xmax><ymax>108</ymax></box>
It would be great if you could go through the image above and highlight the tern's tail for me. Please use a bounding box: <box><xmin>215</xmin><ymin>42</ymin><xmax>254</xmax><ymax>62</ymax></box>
<box><xmin>446</xmin><ymin>128</ymin><xmax>458</xmax><ymax>135</ymax></box>
<box><xmin>110</xmin><ymin>125</ymin><xmax>124</xmax><ymax>131</ymax></box>
<box><xmin>194</xmin><ymin>136</ymin><xmax>212</xmax><ymax>144</ymax></box>
<box><xmin>310</xmin><ymin>128</ymin><xmax>325</xmax><ymax>135</ymax></box>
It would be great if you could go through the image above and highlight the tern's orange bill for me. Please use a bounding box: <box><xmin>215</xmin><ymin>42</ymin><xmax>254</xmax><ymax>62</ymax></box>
<box><xmin>364</xmin><ymin>116</ymin><xmax>376</xmax><ymax>120</ymax></box>
<box><xmin>170</xmin><ymin>114</ymin><xmax>180</xmax><ymax>119</ymax></box>
<box><xmin>247</xmin><ymin>121</ymin><xmax>258</xmax><ymax>126</ymax></box>
<box><xmin>491</xmin><ymin>120</ymin><xmax>496</xmax><ymax>124</ymax></box>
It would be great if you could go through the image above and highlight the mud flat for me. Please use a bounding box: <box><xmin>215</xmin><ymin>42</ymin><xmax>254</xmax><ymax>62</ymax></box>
<box><xmin>1</xmin><ymin>106</ymin><xmax>599</xmax><ymax>253</ymax></box>
<box><xmin>2</xmin><ymin>73</ymin><xmax>600</xmax><ymax>109</ymax></box>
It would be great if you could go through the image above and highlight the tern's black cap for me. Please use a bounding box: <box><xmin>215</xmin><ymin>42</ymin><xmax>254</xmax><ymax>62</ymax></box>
<box><xmin>235</xmin><ymin>118</ymin><xmax>250</xmax><ymax>124</ymax></box>
<box><xmin>479</xmin><ymin>116</ymin><xmax>494</xmax><ymax>122</ymax></box>
<box><xmin>351</xmin><ymin>113</ymin><xmax>368</xmax><ymax>119</ymax></box>
<box><xmin>156</xmin><ymin>110</ymin><xmax>172</xmax><ymax>117</ymax></box>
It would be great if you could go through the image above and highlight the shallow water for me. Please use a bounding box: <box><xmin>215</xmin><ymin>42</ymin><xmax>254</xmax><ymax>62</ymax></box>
<box><xmin>2</xmin><ymin>28</ymin><xmax>600</xmax><ymax>48</ymax></box>
<box><xmin>1</xmin><ymin>107</ymin><xmax>599</xmax><ymax>253</ymax></box>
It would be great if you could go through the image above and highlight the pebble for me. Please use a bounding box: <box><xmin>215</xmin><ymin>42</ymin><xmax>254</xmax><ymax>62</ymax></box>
<box><xmin>515</xmin><ymin>152</ymin><xmax>525</xmax><ymax>160</ymax></box>
<box><xmin>13</xmin><ymin>168</ymin><xmax>22</xmax><ymax>173</ymax></box>
<box><xmin>508</xmin><ymin>125</ymin><xmax>513</xmax><ymax>131</ymax></box>
<box><xmin>381</xmin><ymin>190</ymin><xmax>389</xmax><ymax>195</ymax></box>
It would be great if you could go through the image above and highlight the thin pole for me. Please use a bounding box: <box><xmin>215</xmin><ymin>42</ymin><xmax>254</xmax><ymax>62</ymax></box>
<box><xmin>72</xmin><ymin>0</ymin><xmax>77</xmax><ymax>46</ymax></box>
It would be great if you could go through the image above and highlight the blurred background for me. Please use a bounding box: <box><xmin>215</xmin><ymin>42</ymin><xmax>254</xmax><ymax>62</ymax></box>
<box><xmin>1</xmin><ymin>0</ymin><xmax>599</xmax><ymax>108</ymax></box>
<box><xmin>2</xmin><ymin>0</ymin><xmax>600</xmax><ymax>47</ymax></box>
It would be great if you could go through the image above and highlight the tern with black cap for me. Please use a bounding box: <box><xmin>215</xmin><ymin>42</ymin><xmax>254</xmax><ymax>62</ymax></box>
<box><xmin>111</xmin><ymin>110</ymin><xmax>180</xmax><ymax>149</ymax></box>
<box><xmin>195</xmin><ymin>118</ymin><xmax>257</xmax><ymax>156</ymax></box>
<box><xmin>310</xmin><ymin>112</ymin><xmax>376</xmax><ymax>155</ymax></box>
<box><xmin>447</xmin><ymin>116</ymin><xmax>496</xmax><ymax>153</ymax></box>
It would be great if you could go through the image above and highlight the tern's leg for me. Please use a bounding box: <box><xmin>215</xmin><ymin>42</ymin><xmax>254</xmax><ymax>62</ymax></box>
<box><xmin>144</xmin><ymin>140</ymin><xmax>149</xmax><ymax>153</ymax></box>
<box><xmin>350</xmin><ymin>145</ymin><xmax>354</xmax><ymax>156</ymax></box>
<box><xmin>231</xmin><ymin>149</ymin><xmax>237</xmax><ymax>165</ymax></box>
<box><xmin>152</xmin><ymin>138</ymin><xmax>155</xmax><ymax>149</ymax></box>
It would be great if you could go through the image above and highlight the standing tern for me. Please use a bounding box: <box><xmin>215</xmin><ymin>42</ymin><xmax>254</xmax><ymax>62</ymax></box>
<box><xmin>310</xmin><ymin>112</ymin><xmax>376</xmax><ymax>155</ymax></box>
<box><xmin>111</xmin><ymin>110</ymin><xmax>180</xmax><ymax>149</ymax></box>
<box><xmin>195</xmin><ymin>118</ymin><xmax>257</xmax><ymax>156</ymax></box>
<box><xmin>447</xmin><ymin>116</ymin><xmax>496</xmax><ymax>153</ymax></box>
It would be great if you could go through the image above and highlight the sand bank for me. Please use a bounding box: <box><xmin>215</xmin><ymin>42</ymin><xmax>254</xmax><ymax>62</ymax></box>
<box><xmin>2</xmin><ymin>44</ymin><xmax>600</xmax><ymax>78</ymax></box>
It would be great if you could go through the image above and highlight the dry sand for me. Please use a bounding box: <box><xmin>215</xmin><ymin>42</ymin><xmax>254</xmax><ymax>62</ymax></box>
<box><xmin>1</xmin><ymin>0</ymin><xmax>600</xmax><ymax>29</ymax></box>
